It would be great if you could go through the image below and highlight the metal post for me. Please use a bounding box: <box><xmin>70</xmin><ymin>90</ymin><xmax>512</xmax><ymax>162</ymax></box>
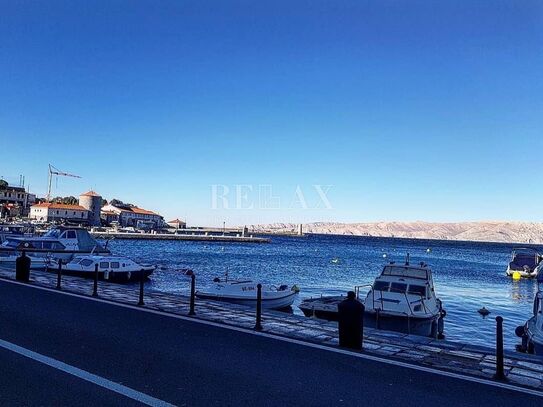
<box><xmin>56</xmin><ymin>260</ymin><xmax>62</xmax><ymax>290</ymax></box>
<box><xmin>189</xmin><ymin>274</ymin><xmax>195</xmax><ymax>315</ymax></box>
<box><xmin>254</xmin><ymin>283</ymin><xmax>263</xmax><ymax>331</ymax></box>
<box><xmin>92</xmin><ymin>263</ymin><xmax>98</xmax><ymax>297</ymax></box>
<box><xmin>494</xmin><ymin>316</ymin><xmax>506</xmax><ymax>381</ymax></box>
<box><xmin>138</xmin><ymin>269</ymin><xmax>144</xmax><ymax>306</ymax></box>
<box><xmin>361</xmin><ymin>303</ymin><xmax>365</xmax><ymax>349</ymax></box>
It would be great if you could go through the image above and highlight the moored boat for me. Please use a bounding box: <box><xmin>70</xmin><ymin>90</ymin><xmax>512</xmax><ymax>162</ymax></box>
<box><xmin>56</xmin><ymin>254</ymin><xmax>155</xmax><ymax>283</ymax></box>
<box><xmin>299</xmin><ymin>257</ymin><xmax>446</xmax><ymax>338</ymax></box>
<box><xmin>516</xmin><ymin>290</ymin><xmax>543</xmax><ymax>355</ymax></box>
<box><xmin>0</xmin><ymin>226</ymin><xmax>110</xmax><ymax>262</ymax></box>
<box><xmin>196</xmin><ymin>277</ymin><xmax>299</xmax><ymax>310</ymax></box>
<box><xmin>506</xmin><ymin>247</ymin><xmax>542</xmax><ymax>279</ymax></box>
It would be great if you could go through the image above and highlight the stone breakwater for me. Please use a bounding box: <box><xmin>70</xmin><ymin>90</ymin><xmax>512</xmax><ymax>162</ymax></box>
<box><xmin>0</xmin><ymin>268</ymin><xmax>542</xmax><ymax>392</ymax></box>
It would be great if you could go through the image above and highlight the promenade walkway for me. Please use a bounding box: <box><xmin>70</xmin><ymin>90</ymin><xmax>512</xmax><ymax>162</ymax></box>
<box><xmin>0</xmin><ymin>267</ymin><xmax>541</xmax><ymax>393</ymax></box>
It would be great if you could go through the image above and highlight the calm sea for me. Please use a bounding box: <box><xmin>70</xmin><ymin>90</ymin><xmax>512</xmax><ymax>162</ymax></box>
<box><xmin>107</xmin><ymin>233</ymin><xmax>540</xmax><ymax>350</ymax></box>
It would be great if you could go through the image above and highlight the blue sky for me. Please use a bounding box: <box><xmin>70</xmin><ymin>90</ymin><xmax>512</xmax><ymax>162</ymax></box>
<box><xmin>1</xmin><ymin>1</ymin><xmax>542</xmax><ymax>226</ymax></box>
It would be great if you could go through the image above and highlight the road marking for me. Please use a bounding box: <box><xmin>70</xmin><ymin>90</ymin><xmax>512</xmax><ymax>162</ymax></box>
<box><xmin>2</xmin><ymin>277</ymin><xmax>543</xmax><ymax>398</ymax></box>
<box><xmin>0</xmin><ymin>338</ymin><xmax>175</xmax><ymax>407</ymax></box>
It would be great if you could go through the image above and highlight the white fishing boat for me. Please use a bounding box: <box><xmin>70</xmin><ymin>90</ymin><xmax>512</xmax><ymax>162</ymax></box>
<box><xmin>299</xmin><ymin>256</ymin><xmax>446</xmax><ymax>338</ymax></box>
<box><xmin>516</xmin><ymin>290</ymin><xmax>543</xmax><ymax>355</ymax></box>
<box><xmin>506</xmin><ymin>247</ymin><xmax>542</xmax><ymax>278</ymax></box>
<box><xmin>196</xmin><ymin>276</ymin><xmax>299</xmax><ymax>310</ymax></box>
<box><xmin>58</xmin><ymin>254</ymin><xmax>155</xmax><ymax>283</ymax></box>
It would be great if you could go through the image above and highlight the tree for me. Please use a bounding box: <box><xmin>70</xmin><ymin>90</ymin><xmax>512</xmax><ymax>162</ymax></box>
<box><xmin>109</xmin><ymin>199</ymin><xmax>124</xmax><ymax>207</ymax></box>
<box><xmin>0</xmin><ymin>180</ymin><xmax>8</xmax><ymax>190</ymax></box>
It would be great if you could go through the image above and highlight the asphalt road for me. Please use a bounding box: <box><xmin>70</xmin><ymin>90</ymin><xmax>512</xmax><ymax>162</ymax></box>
<box><xmin>0</xmin><ymin>279</ymin><xmax>541</xmax><ymax>406</ymax></box>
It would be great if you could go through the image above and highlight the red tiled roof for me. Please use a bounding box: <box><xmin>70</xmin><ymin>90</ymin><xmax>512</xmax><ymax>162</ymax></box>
<box><xmin>130</xmin><ymin>207</ymin><xmax>158</xmax><ymax>215</ymax></box>
<box><xmin>80</xmin><ymin>190</ymin><xmax>100</xmax><ymax>197</ymax></box>
<box><xmin>32</xmin><ymin>203</ymin><xmax>88</xmax><ymax>211</ymax></box>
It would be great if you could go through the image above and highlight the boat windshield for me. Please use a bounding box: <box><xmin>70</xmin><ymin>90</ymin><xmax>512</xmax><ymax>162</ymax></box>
<box><xmin>43</xmin><ymin>229</ymin><xmax>61</xmax><ymax>239</ymax></box>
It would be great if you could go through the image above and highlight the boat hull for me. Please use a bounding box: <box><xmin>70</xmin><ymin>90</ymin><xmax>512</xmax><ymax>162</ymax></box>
<box><xmin>49</xmin><ymin>267</ymin><xmax>154</xmax><ymax>283</ymax></box>
<box><xmin>196</xmin><ymin>291</ymin><xmax>296</xmax><ymax>310</ymax></box>
<box><xmin>363</xmin><ymin>311</ymin><xmax>439</xmax><ymax>337</ymax></box>
<box><xmin>506</xmin><ymin>265</ymin><xmax>540</xmax><ymax>278</ymax></box>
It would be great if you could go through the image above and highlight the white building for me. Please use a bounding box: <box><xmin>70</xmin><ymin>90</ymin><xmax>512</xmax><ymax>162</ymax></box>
<box><xmin>101</xmin><ymin>204</ymin><xmax>164</xmax><ymax>229</ymax></box>
<box><xmin>30</xmin><ymin>203</ymin><xmax>89</xmax><ymax>223</ymax></box>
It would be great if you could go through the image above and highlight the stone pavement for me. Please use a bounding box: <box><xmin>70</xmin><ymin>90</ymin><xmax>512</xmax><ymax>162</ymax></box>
<box><xmin>1</xmin><ymin>267</ymin><xmax>542</xmax><ymax>392</ymax></box>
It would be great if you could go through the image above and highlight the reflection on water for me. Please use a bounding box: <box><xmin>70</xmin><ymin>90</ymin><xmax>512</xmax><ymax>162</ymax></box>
<box><xmin>3</xmin><ymin>234</ymin><xmax>541</xmax><ymax>350</ymax></box>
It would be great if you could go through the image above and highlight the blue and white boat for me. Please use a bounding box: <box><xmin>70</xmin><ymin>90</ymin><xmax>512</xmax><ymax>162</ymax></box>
<box><xmin>0</xmin><ymin>226</ymin><xmax>109</xmax><ymax>263</ymax></box>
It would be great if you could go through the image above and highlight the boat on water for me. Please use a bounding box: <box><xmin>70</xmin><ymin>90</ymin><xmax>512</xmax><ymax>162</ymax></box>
<box><xmin>0</xmin><ymin>223</ymin><xmax>34</xmax><ymax>243</ymax></box>
<box><xmin>506</xmin><ymin>248</ymin><xmax>542</xmax><ymax>278</ymax></box>
<box><xmin>56</xmin><ymin>255</ymin><xmax>156</xmax><ymax>283</ymax></box>
<box><xmin>196</xmin><ymin>276</ymin><xmax>299</xmax><ymax>310</ymax></box>
<box><xmin>299</xmin><ymin>257</ymin><xmax>446</xmax><ymax>338</ymax></box>
<box><xmin>516</xmin><ymin>289</ymin><xmax>543</xmax><ymax>355</ymax></box>
<box><xmin>0</xmin><ymin>225</ymin><xmax>110</xmax><ymax>262</ymax></box>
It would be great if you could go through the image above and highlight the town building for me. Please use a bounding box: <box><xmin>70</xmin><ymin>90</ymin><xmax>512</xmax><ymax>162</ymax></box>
<box><xmin>0</xmin><ymin>184</ymin><xmax>36</xmax><ymax>218</ymax></box>
<box><xmin>30</xmin><ymin>202</ymin><xmax>89</xmax><ymax>223</ymax></box>
<box><xmin>167</xmin><ymin>219</ymin><xmax>187</xmax><ymax>229</ymax></box>
<box><xmin>101</xmin><ymin>204</ymin><xmax>164</xmax><ymax>229</ymax></box>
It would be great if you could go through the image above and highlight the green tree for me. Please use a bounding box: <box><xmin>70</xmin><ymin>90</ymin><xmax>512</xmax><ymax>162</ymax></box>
<box><xmin>0</xmin><ymin>180</ymin><xmax>8</xmax><ymax>190</ymax></box>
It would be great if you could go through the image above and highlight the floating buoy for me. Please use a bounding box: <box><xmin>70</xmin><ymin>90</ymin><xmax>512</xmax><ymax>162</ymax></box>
<box><xmin>382</xmin><ymin>254</ymin><xmax>387</xmax><ymax>258</ymax></box>
<box><xmin>512</xmin><ymin>271</ymin><xmax>522</xmax><ymax>281</ymax></box>
<box><xmin>426</xmin><ymin>248</ymin><xmax>431</xmax><ymax>253</ymax></box>
<box><xmin>331</xmin><ymin>257</ymin><xmax>340</xmax><ymax>264</ymax></box>
<box><xmin>478</xmin><ymin>307</ymin><xmax>490</xmax><ymax>316</ymax></box>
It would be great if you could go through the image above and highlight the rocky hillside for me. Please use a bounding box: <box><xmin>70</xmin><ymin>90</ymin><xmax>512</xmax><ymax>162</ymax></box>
<box><xmin>247</xmin><ymin>221</ymin><xmax>543</xmax><ymax>244</ymax></box>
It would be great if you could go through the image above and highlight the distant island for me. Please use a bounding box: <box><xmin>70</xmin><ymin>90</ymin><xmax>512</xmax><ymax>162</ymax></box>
<box><xmin>247</xmin><ymin>221</ymin><xmax>543</xmax><ymax>245</ymax></box>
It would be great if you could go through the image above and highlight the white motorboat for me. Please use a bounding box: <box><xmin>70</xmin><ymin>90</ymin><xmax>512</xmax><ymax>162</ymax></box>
<box><xmin>516</xmin><ymin>290</ymin><xmax>543</xmax><ymax>355</ymax></box>
<box><xmin>506</xmin><ymin>248</ymin><xmax>542</xmax><ymax>278</ymax></box>
<box><xmin>0</xmin><ymin>226</ymin><xmax>110</xmax><ymax>261</ymax></box>
<box><xmin>299</xmin><ymin>256</ymin><xmax>446</xmax><ymax>338</ymax></box>
<box><xmin>57</xmin><ymin>255</ymin><xmax>156</xmax><ymax>283</ymax></box>
<box><xmin>196</xmin><ymin>277</ymin><xmax>299</xmax><ymax>310</ymax></box>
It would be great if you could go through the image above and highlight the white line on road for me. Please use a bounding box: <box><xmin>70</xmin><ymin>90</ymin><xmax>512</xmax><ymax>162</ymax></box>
<box><xmin>0</xmin><ymin>338</ymin><xmax>175</xmax><ymax>407</ymax></box>
<box><xmin>2</xmin><ymin>277</ymin><xmax>543</xmax><ymax>398</ymax></box>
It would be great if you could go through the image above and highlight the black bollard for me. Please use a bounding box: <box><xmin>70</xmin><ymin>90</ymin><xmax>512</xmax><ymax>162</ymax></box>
<box><xmin>56</xmin><ymin>260</ymin><xmax>62</xmax><ymax>290</ymax></box>
<box><xmin>338</xmin><ymin>291</ymin><xmax>364</xmax><ymax>350</ymax></box>
<box><xmin>494</xmin><ymin>316</ymin><xmax>506</xmax><ymax>381</ymax></box>
<box><xmin>138</xmin><ymin>269</ymin><xmax>145</xmax><ymax>306</ymax></box>
<box><xmin>15</xmin><ymin>250</ymin><xmax>31</xmax><ymax>282</ymax></box>
<box><xmin>254</xmin><ymin>283</ymin><xmax>263</xmax><ymax>331</ymax></box>
<box><xmin>92</xmin><ymin>263</ymin><xmax>98</xmax><ymax>297</ymax></box>
<box><xmin>189</xmin><ymin>274</ymin><xmax>196</xmax><ymax>316</ymax></box>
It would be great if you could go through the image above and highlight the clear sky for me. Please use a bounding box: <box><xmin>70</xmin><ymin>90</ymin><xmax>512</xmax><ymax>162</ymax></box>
<box><xmin>1</xmin><ymin>1</ymin><xmax>542</xmax><ymax>226</ymax></box>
